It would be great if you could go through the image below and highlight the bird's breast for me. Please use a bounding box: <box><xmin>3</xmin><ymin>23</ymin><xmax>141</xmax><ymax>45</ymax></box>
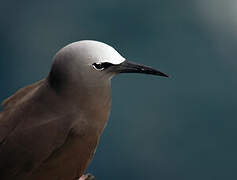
<box><xmin>31</xmin><ymin>130</ymin><xmax>100</xmax><ymax>180</ymax></box>
<box><xmin>30</xmin><ymin>99</ymin><xmax>111</xmax><ymax>180</ymax></box>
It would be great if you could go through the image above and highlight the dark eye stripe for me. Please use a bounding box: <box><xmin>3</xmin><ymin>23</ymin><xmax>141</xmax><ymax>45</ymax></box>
<box><xmin>101</xmin><ymin>62</ymin><xmax>113</xmax><ymax>68</ymax></box>
<box><xmin>92</xmin><ymin>62</ymin><xmax>113</xmax><ymax>70</ymax></box>
<box><xmin>93</xmin><ymin>63</ymin><xmax>103</xmax><ymax>69</ymax></box>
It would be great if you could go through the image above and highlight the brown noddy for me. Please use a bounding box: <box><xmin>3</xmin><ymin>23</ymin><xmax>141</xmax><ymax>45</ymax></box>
<box><xmin>0</xmin><ymin>40</ymin><xmax>168</xmax><ymax>180</ymax></box>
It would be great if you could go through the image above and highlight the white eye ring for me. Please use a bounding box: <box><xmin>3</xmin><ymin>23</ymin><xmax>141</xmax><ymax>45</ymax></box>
<box><xmin>92</xmin><ymin>63</ymin><xmax>105</xmax><ymax>71</ymax></box>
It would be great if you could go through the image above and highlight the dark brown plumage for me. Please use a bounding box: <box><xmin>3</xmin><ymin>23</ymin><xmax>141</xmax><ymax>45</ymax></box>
<box><xmin>0</xmin><ymin>78</ymin><xmax>106</xmax><ymax>179</ymax></box>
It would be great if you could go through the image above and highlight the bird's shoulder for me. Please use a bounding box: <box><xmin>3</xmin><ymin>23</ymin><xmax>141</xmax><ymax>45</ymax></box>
<box><xmin>0</xmin><ymin>79</ymin><xmax>80</xmax><ymax>179</ymax></box>
<box><xmin>0</xmin><ymin>79</ymin><xmax>47</xmax><ymax>144</ymax></box>
<box><xmin>1</xmin><ymin>79</ymin><xmax>45</xmax><ymax>110</ymax></box>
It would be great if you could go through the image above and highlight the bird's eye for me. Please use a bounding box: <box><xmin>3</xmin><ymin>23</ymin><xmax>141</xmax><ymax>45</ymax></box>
<box><xmin>92</xmin><ymin>63</ymin><xmax>104</xmax><ymax>71</ymax></box>
<box><xmin>92</xmin><ymin>62</ymin><xmax>113</xmax><ymax>71</ymax></box>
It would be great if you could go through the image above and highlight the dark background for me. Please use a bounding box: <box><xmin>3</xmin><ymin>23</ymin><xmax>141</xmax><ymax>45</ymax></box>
<box><xmin>1</xmin><ymin>0</ymin><xmax>237</xmax><ymax>179</ymax></box>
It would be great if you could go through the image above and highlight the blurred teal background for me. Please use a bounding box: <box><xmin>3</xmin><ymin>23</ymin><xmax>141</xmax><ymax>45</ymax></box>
<box><xmin>1</xmin><ymin>0</ymin><xmax>237</xmax><ymax>179</ymax></box>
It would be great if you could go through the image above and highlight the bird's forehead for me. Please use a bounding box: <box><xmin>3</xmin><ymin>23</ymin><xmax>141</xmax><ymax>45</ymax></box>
<box><xmin>65</xmin><ymin>40</ymin><xmax>125</xmax><ymax>65</ymax></box>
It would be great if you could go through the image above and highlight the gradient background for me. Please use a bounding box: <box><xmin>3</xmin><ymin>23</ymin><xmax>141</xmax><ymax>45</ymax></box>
<box><xmin>0</xmin><ymin>0</ymin><xmax>237</xmax><ymax>179</ymax></box>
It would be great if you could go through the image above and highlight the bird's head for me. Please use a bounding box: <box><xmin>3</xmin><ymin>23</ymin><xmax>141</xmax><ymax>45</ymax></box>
<box><xmin>48</xmin><ymin>40</ymin><xmax>168</xmax><ymax>92</ymax></box>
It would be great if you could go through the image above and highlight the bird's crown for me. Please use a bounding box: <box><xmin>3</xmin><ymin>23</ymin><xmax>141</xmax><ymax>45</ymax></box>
<box><xmin>57</xmin><ymin>40</ymin><xmax>125</xmax><ymax>66</ymax></box>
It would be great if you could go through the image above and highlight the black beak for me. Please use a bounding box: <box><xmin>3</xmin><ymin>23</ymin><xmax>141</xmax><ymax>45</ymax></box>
<box><xmin>112</xmin><ymin>60</ymin><xmax>168</xmax><ymax>77</ymax></box>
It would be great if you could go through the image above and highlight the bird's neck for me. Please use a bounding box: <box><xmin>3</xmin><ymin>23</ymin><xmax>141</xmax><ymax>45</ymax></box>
<box><xmin>47</xmin><ymin>77</ymin><xmax>112</xmax><ymax>135</ymax></box>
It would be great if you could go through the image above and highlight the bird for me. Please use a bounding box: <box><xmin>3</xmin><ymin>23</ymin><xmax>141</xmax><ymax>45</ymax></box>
<box><xmin>0</xmin><ymin>40</ymin><xmax>168</xmax><ymax>180</ymax></box>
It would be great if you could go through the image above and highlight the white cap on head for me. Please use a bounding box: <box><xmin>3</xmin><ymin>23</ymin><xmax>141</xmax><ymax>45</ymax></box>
<box><xmin>60</xmin><ymin>40</ymin><xmax>126</xmax><ymax>65</ymax></box>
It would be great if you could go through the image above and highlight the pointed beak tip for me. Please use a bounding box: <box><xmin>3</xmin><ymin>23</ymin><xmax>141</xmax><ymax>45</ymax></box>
<box><xmin>153</xmin><ymin>70</ymin><xmax>169</xmax><ymax>78</ymax></box>
<box><xmin>162</xmin><ymin>73</ymin><xmax>169</xmax><ymax>78</ymax></box>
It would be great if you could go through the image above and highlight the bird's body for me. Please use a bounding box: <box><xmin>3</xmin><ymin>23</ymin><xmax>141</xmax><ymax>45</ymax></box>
<box><xmin>0</xmin><ymin>78</ymin><xmax>111</xmax><ymax>179</ymax></box>
<box><xmin>0</xmin><ymin>40</ymin><xmax>167</xmax><ymax>179</ymax></box>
